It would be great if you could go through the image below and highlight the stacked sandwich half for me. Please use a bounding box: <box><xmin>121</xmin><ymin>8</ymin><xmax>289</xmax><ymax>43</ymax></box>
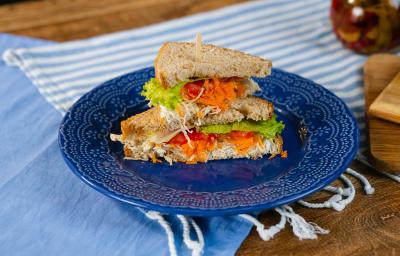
<box><xmin>111</xmin><ymin>39</ymin><xmax>285</xmax><ymax>164</ymax></box>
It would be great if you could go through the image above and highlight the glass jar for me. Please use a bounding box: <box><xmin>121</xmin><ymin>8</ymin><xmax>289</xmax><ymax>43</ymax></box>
<box><xmin>331</xmin><ymin>0</ymin><xmax>400</xmax><ymax>54</ymax></box>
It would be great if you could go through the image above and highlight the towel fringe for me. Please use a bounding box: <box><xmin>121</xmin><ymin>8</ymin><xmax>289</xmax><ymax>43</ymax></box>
<box><xmin>298</xmin><ymin>167</ymin><xmax>374</xmax><ymax>211</ymax></box>
<box><xmin>145</xmin><ymin>211</ymin><xmax>177</xmax><ymax>256</ymax></box>
<box><xmin>238</xmin><ymin>213</ymin><xmax>286</xmax><ymax>241</ymax></box>
<box><xmin>177</xmin><ymin>215</ymin><xmax>204</xmax><ymax>256</ymax></box>
<box><xmin>240</xmin><ymin>205</ymin><xmax>328</xmax><ymax>241</ymax></box>
<box><xmin>345</xmin><ymin>168</ymin><xmax>375</xmax><ymax>194</ymax></box>
<box><xmin>188</xmin><ymin>217</ymin><xmax>205</xmax><ymax>254</ymax></box>
<box><xmin>144</xmin><ymin>168</ymin><xmax>375</xmax><ymax>255</ymax></box>
<box><xmin>276</xmin><ymin>205</ymin><xmax>329</xmax><ymax>240</ymax></box>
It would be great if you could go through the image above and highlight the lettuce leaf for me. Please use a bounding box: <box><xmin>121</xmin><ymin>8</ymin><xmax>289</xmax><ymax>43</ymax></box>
<box><xmin>199</xmin><ymin>115</ymin><xmax>285</xmax><ymax>139</ymax></box>
<box><xmin>141</xmin><ymin>78</ymin><xmax>185</xmax><ymax>110</ymax></box>
<box><xmin>141</xmin><ymin>78</ymin><xmax>205</xmax><ymax>110</ymax></box>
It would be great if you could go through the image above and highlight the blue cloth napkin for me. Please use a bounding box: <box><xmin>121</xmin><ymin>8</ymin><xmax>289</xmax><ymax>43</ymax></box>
<box><xmin>0</xmin><ymin>34</ymin><xmax>253</xmax><ymax>256</ymax></box>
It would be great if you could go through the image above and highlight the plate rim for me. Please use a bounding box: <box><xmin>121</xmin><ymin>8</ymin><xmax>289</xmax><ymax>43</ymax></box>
<box><xmin>58</xmin><ymin>67</ymin><xmax>359</xmax><ymax>216</ymax></box>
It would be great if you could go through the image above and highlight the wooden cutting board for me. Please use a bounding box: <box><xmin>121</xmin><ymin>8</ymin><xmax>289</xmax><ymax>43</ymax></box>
<box><xmin>364</xmin><ymin>54</ymin><xmax>400</xmax><ymax>174</ymax></box>
<box><xmin>369</xmin><ymin>72</ymin><xmax>400</xmax><ymax>124</ymax></box>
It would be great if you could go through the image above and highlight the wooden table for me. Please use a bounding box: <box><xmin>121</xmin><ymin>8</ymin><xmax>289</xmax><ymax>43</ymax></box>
<box><xmin>2</xmin><ymin>1</ymin><xmax>399</xmax><ymax>255</ymax></box>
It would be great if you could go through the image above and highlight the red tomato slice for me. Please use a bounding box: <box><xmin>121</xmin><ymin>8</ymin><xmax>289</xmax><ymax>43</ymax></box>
<box><xmin>187</xmin><ymin>130</ymin><xmax>208</xmax><ymax>141</ymax></box>
<box><xmin>168</xmin><ymin>130</ymin><xmax>216</xmax><ymax>145</ymax></box>
<box><xmin>168</xmin><ymin>132</ymin><xmax>187</xmax><ymax>145</ymax></box>
<box><xmin>208</xmin><ymin>134</ymin><xmax>217</xmax><ymax>142</ymax></box>
<box><xmin>230</xmin><ymin>131</ymin><xmax>254</xmax><ymax>139</ymax></box>
<box><xmin>181</xmin><ymin>80</ymin><xmax>204</xmax><ymax>99</ymax></box>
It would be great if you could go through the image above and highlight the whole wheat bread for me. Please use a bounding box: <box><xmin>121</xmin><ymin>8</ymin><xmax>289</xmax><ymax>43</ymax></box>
<box><xmin>155</xmin><ymin>42</ymin><xmax>272</xmax><ymax>87</ymax></box>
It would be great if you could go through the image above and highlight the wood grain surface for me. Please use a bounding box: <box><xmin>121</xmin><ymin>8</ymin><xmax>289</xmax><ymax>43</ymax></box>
<box><xmin>364</xmin><ymin>54</ymin><xmax>400</xmax><ymax>174</ymax></box>
<box><xmin>0</xmin><ymin>0</ymin><xmax>245</xmax><ymax>41</ymax></box>
<box><xmin>1</xmin><ymin>1</ymin><xmax>399</xmax><ymax>255</ymax></box>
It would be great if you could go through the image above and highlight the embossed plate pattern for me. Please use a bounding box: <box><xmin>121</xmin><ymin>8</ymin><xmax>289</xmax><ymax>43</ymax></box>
<box><xmin>59</xmin><ymin>67</ymin><xmax>359</xmax><ymax>216</ymax></box>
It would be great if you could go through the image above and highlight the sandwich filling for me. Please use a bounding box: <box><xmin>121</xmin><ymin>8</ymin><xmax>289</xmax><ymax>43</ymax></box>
<box><xmin>114</xmin><ymin>77</ymin><xmax>285</xmax><ymax>164</ymax></box>
<box><xmin>141</xmin><ymin>77</ymin><xmax>260</xmax><ymax>111</ymax></box>
<box><xmin>112</xmin><ymin>115</ymin><xmax>285</xmax><ymax>164</ymax></box>
<box><xmin>141</xmin><ymin>77</ymin><xmax>262</xmax><ymax>144</ymax></box>
<box><xmin>164</xmin><ymin>115</ymin><xmax>284</xmax><ymax>163</ymax></box>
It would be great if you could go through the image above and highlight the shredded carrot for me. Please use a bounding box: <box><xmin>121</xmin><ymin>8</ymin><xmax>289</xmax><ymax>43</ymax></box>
<box><xmin>224</xmin><ymin>133</ymin><xmax>262</xmax><ymax>155</ymax></box>
<box><xmin>198</xmin><ymin>78</ymin><xmax>237</xmax><ymax>110</ymax></box>
<box><xmin>227</xmin><ymin>137</ymin><xmax>255</xmax><ymax>155</ymax></box>
<box><xmin>253</xmin><ymin>134</ymin><xmax>264</xmax><ymax>146</ymax></box>
<box><xmin>150</xmin><ymin>152</ymin><xmax>162</xmax><ymax>163</ymax></box>
<box><xmin>280</xmin><ymin>150</ymin><xmax>288</xmax><ymax>158</ymax></box>
<box><xmin>212</xmin><ymin>77</ymin><xmax>220</xmax><ymax>88</ymax></box>
<box><xmin>175</xmin><ymin>104</ymin><xmax>185</xmax><ymax>117</ymax></box>
<box><xmin>182</xmin><ymin>132</ymin><xmax>261</xmax><ymax>163</ymax></box>
<box><xmin>181</xmin><ymin>139</ymin><xmax>216</xmax><ymax>164</ymax></box>
<box><xmin>183</xmin><ymin>78</ymin><xmax>246</xmax><ymax>110</ymax></box>
<box><xmin>196</xmin><ymin>111</ymin><xmax>204</xmax><ymax>118</ymax></box>
<box><xmin>172</xmin><ymin>130</ymin><xmax>263</xmax><ymax>163</ymax></box>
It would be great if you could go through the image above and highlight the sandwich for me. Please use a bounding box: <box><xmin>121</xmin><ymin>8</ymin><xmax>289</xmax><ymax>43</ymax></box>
<box><xmin>111</xmin><ymin>35</ymin><xmax>286</xmax><ymax>164</ymax></box>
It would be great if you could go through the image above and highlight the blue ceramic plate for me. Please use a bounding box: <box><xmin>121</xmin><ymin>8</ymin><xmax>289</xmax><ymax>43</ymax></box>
<box><xmin>59</xmin><ymin>67</ymin><xmax>359</xmax><ymax>216</ymax></box>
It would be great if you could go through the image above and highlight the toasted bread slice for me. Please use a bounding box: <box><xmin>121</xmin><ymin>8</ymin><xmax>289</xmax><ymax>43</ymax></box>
<box><xmin>121</xmin><ymin>96</ymin><xmax>274</xmax><ymax>138</ymax></box>
<box><xmin>121</xmin><ymin>135</ymin><xmax>283</xmax><ymax>163</ymax></box>
<box><xmin>155</xmin><ymin>42</ymin><xmax>272</xmax><ymax>88</ymax></box>
<box><xmin>120</xmin><ymin>107</ymin><xmax>163</xmax><ymax>141</ymax></box>
<box><xmin>200</xmin><ymin>96</ymin><xmax>274</xmax><ymax>125</ymax></box>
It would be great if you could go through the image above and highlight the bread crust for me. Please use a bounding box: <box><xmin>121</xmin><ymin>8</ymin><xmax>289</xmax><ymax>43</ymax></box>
<box><xmin>154</xmin><ymin>42</ymin><xmax>272</xmax><ymax>87</ymax></box>
<box><xmin>121</xmin><ymin>107</ymin><xmax>164</xmax><ymax>140</ymax></box>
<box><xmin>154</xmin><ymin>43</ymin><xmax>170</xmax><ymax>89</ymax></box>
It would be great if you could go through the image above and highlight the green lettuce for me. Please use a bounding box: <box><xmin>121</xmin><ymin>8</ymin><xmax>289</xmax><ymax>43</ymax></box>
<box><xmin>199</xmin><ymin>115</ymin><xmax>285</xmax><ymax>139</ymax></box>
<box><xmin>141</xmin><ymin>78</ymin><xmax>205</xmax><ymax>110</ymax></box>
<box><xmin>141</xmin><ymin>78</ymin><xmax>185</xmax><ymax>110</ymax></box>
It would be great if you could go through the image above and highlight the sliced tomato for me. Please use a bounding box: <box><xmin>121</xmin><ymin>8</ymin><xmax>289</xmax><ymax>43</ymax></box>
<box><xmin>168</xmin><ymin>130</ymin><xmax>216</xmax><ymax>145</ymax></box>
<box><xmin>230</xmin><ymin>131</ymin><xmax>254</xmax><ymax>139</ymax></box>
<box><xmin>168</xmin><ymin>132</ymin><xmax>187</xmax><ymax>145</ymax></box>
<box><xmin>181</xmin><ymin>80</ymin><xmax>204</xmax><ymax>99</ymax></box>
<box><xmin>187</xmin><ymin>130</ymin><xmax>208</xmax><ymax>141</ymax></box>
<box><xmin>208</xmin><ymin>133</ymin><xmax>217</xmax><ymax>142</ymax></box>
